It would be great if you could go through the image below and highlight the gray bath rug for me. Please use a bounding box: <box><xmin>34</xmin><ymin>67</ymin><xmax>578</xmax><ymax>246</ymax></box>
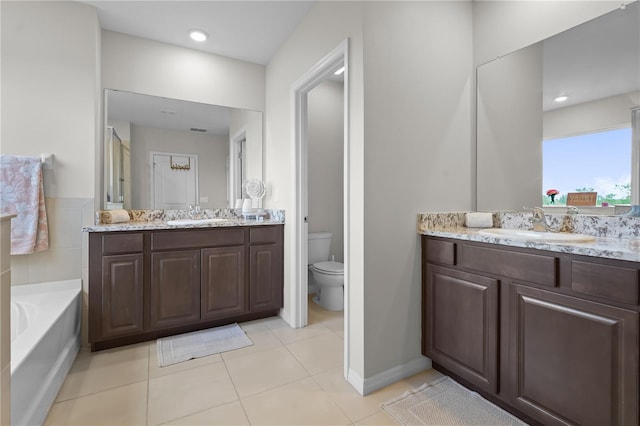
<box><xmin>382</xmin><ymin>376</ymin><xmax>528</xmax><ymax>426</ymax></box>
<box><xmin>157</xmin><ymin>323</ymin><xmax>252</xmax><ymax>367</ymax></box>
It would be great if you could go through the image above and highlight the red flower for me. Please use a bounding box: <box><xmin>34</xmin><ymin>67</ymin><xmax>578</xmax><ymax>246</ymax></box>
<box><xmin>546</xmin><ymin>189</ymin><xmax>559</xmax><ymax>196</ymax></box>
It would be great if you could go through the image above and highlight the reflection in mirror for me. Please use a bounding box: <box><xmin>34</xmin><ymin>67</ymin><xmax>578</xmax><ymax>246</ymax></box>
<box><xmin>477</xmin><ymin>2</ymin><xmax>639</xmax><ymax>212</ymax></box>
<box><xmin>104</xmin><ymin>90</ymin><xmax>263</xmax><ymax>210</ymax></box>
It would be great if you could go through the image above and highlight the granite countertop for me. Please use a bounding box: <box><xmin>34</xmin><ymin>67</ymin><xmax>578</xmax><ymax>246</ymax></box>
<box><xmin>83</xmin><ymin>208</ymin><xmax>285</xmax><ymax>233</ymax></box>
<box><xmin>418</xmin><ymin>211</ymin><xmax>640</xmax><ymax>263</ymax></box>
<box><xmin>83</xmin><ymin>217</ymin><xmax>284</xmax><ymax>233</ymax></box>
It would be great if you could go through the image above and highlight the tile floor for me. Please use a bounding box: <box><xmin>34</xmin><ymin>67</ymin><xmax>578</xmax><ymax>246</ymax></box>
<box><xmin>44</xmin><ymin>299</ymin><xmax>442</xmax><ymax>425</ymax></box>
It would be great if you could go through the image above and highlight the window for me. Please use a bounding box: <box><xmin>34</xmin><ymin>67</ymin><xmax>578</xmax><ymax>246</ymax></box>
<box><xmin>542</xmin><ymin>127</ymin><xmax>632</xmax><ymax>206</ymax></box>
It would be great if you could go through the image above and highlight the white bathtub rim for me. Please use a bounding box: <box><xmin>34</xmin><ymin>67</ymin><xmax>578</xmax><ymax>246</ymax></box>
<box><xmin>10</xmin><ymin>279</ymin><xmax>82</xmax><ymax>375</ymax></box>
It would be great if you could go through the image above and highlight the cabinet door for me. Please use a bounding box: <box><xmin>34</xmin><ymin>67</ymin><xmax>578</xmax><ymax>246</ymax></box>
<box><xmin>424</xmin><ymin>265</ymin><xmax>499</xmax><ymax>393</ymax></box>
<box><xmin>250</xmin><ymin>244</ymin><xmax>282</xmax><ymax>312</ymax></box>
<box><xmin>150</xmin><ymin>250</ymin><xmax>200</xmax><ymax>330</ymax></box>
<box><xmin>201</xmin><ymin>246</ymin><xmax>246</xmax><ymax>321</ymax></box>
<box><xmin>95</xmin><ymin>254</ymin><xmax>144</xmax><ymax>340</ymax></box>
<box><xmin>508</xmin><ymin>284</ymin><xmax>639</xmax><ymax>426</ymax></box>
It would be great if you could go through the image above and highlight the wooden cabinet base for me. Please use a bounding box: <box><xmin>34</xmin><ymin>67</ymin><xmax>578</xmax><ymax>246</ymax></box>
<box><xmin>422</xmin><ymin>236</ymin><xmax>639</xmax><ymax>426</ymax></box>
<box><xmin>91</xmin><ymin>309</ymin><xmax>279</xmax><ymax>352</ymax></box>
<box><xmin>89</xmin><ymin>226</ymin><xmax>284</xmax><ymax>351</ymax></box>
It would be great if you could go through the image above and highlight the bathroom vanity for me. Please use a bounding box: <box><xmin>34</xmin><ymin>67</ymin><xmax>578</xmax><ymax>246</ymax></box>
<box><xmin>419</xmin><ymin>212</ymin><xmax>639</xmax><ymax>426</ymax></box>
<box><xmin>87</xmin><ymin>221</ymin><xmax>283</xmax><ymax>351</ymax></box>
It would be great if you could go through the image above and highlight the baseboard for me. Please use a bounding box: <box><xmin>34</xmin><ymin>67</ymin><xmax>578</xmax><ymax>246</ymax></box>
<box><xmin>352</xmin><ymin>356</ymin><xmax>432</xmax><ymax>396</ymax></box>
<box><xmin>347</xmin><ymin>367</ymin><xmax>365</xmax><ymax>395</ymax></box>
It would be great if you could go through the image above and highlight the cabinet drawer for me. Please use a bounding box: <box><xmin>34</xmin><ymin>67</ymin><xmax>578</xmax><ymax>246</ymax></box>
<box><xmin>572</xmin><ymin>260</ymin><xmax>639</xmax><ymax>305</ymax></box>
<box><xmin>424</xmin><ymin>238</ymin><xmax>456</xmax><ymax>265</ymax></box>
<box><xmin>250</xmin><ymin>226</ymin><xmax>281</xmax><ymax>244</ymax></box>
<box><xmin>101</xmin><ymin>233</ymin><xmax>143</xmax><ymax>254</ymax></box>
<box><xmin>460</xmin><ymin>243</ymin><xmax>558</xmax><ymax>286</ymax></box>
<box><xmin>152</xmin><ymin>228</ymin><xmax>245</xmax><ymax>250</ymax></box>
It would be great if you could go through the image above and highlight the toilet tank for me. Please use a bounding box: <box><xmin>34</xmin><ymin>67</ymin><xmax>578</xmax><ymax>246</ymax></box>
<box><xmin>308</xmin><ymin>232</ymin><xmax>332</xmax><ymax>264</ymax></box>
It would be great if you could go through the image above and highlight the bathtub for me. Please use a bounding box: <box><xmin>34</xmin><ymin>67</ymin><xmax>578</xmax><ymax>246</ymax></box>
<box><xmin>11</xmin><ymin>279</ymin><xmax>82</xmax><ymax>426</ymax></box>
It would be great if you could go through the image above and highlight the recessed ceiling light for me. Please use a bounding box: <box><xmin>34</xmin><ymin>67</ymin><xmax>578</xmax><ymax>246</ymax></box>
<box><xmin>189</xmin><ymin>29</ymin><xmax>208</xmax><ymax>42</ymax></box>
<box><xmin>334</xmin><ymin>66</ymin><xmax>345</xmax><ymax>75</ymax></box>
<box><xmin>554</xmin><ymin>95</ymin><xmax>568</xmax><ymax>103</ymax></box>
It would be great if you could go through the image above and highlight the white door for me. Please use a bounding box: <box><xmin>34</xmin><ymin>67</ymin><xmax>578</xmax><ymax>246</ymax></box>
<box><xmin>151</xmin><ymin>153</ymin><xmax>198</xmax><ymax>209</ymax></box>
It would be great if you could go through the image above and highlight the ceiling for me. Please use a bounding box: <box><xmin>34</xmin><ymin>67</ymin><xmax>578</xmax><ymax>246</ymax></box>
<box><xmin>81</xmin><ymin>1</ymin><xmax>314</xmax><ymax>65</ymax></box>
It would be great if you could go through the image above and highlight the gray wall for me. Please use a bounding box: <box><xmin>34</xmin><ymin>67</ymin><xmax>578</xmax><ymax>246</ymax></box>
<box><xmin>477</xmin><ymin>43</ymin><xmax>543</xmax><ymax>211</ymax></box>
<box><xmin>130</xmin><ymin>125</ymin><xmax>228</xmax><ymax>209</ymax></box>
<box><xmin>308</xmin><ymin>80</ymin><xmax>344</xmax><ymax>263</ymax></box>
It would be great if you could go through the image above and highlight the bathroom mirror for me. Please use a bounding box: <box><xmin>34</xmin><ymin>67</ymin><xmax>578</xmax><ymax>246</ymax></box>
<box><xmin>104</xmin><ymin>89</ymin><xmax>263</xmax><ymax>210</ymax></box>
<box><xmin>476</xmin><ymin>2</ymin><xmax>639</xmax><ymax>212</ymax></box>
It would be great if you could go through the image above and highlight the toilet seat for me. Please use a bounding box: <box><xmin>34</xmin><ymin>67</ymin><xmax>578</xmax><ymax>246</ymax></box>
<box><xmin>310</xmin><ymin>261</ymin><xmax>343</xmax><ymax>275</ymax></box>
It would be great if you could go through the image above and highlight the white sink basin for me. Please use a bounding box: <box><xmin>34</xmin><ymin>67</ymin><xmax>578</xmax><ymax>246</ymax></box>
<box><xmin>166</xmin><ymin>218</ymin><xmax>233</xmax><ymax>226</ymax></box>
<box><xmin>478</xmin><ymin>228</ymin><xmax>595</xmax><ymax>243</ymax></box>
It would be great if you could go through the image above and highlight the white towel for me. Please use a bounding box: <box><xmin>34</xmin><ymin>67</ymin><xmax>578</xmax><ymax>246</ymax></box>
<box><xmin>0</xmin><ymin>155</ymin><xmax>49</xmax><ymax>254</ymax></box>
<box><xmin>465</xmin><ymin>212</ymin><xmax>493</xmax><ymax>228</ymax></box>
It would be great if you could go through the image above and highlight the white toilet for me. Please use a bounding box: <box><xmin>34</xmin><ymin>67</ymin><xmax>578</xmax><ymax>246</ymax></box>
<box><xmin>308</xmin><ymin>232</ymin><xmax>344</xmax><ymax>311</ymax></box>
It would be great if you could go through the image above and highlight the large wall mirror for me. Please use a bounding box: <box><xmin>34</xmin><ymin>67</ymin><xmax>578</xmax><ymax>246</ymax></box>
<box><xmin>477</xmin><ymin>1</ymin><xmax>639</xmax><ymax>212</ymax></box>
<box><xmin>104</xmin><ymin>89</ymin><xmax>263</xmax><ymax>210</ymax></box>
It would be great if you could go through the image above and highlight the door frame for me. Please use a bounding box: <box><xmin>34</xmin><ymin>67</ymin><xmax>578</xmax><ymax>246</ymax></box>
<box><xmin>291</xmin><ymin>39</ymin><xmax>350</xmax><ymax>378</ymax></box>
<box><xmin>150</xmin><ymin>151</ymin><xmax>199</xmax><ymax>209</ymax></box>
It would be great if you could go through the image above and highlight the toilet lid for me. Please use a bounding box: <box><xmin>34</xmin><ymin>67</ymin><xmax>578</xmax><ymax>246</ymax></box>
<box><xmin>312</xmin><ymin>261</ymin><xmax>343</xmax><ymax>274</ymax></box>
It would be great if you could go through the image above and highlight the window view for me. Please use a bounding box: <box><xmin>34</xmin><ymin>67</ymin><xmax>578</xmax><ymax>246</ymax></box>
<box><xmin>542</xmin><ymin>127</ymin><xmax>632</xmax><ymax>206</ymax></box>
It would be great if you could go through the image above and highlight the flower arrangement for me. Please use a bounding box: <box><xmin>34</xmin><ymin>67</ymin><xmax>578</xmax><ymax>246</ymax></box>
<box><xmin>546</xmin><ymin>189</ymin><xmax>559</xmax><ymax>204</ymax></box>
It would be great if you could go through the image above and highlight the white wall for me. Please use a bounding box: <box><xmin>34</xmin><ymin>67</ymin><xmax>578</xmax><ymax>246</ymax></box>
<box><xmin>102</xmin><ymin>31</ymin><xmax>265</xmax><ymax>111</ymax></box>
<box><xmin>544</xmin><ymin>91</ymin><xmax>640</xmax><ymax>139</ymax></box>
<box><xmin>361</xmin><ymin>1</ymin><xmax>473</xmax><ymax>380</ymax></box>
<box><xmin>1</xmin><ymin>1</ymin><xmax>100</xmax><ymax>348</ymax></box>
<box><xmin>1</xmin><ymin>1</ymin><xmax>100</xmax><ymax>200</ymax></box>
<box><xmin>473</xmin><ymin>1</ymin><xmax>624</xmax><ymax>66</ymax></box>
<box><xmin>266</xmin><ymin>0</ymin><xmax>473</xmax><ymax>390</ymax></box>
<box><xmin>308</xmin><ymin>80</ymin><xmax>344</xmax><ymax>262</ymax></box>
<box><xmin>265</xmin><ymin>0</ymin><xmax>367</xmax><ymax>381</ymax></box>
<box><xmin>130</xmin><ymin>125</ymin><xmax>228</xmax><ymax>209</ymax></box>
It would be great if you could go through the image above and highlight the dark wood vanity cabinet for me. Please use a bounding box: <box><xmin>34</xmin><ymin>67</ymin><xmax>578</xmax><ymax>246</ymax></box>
<box><xmin>89</xmin><ymin>225</ymin><xmax>283</xmax><ymax>351</ymax></box>
<box><xmin>149</xmin><ymin>250</ymin><xmax>201</xmax><ymax>330</ymax></box>
<box><xmin>424</xmin><ymin>265</ymin><xmax>499</xmax><ymax>394</ymax></box>
<box><xmin>421</xmin><ymin>236</ymin><xmax>639</xmax><ymax>426</ymax></box>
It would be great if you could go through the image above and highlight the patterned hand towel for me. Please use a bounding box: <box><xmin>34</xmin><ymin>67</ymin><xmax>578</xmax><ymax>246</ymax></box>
<box><xmin>0</xmin><ymin>155</ymin><xmax>49</xmax><ymax>254</ymax></box>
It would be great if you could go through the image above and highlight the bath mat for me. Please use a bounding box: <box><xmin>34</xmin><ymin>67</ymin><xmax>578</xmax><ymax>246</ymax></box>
<box><xmin>157</xmin><ymin>323</ymin><xmax>252</xmax><ymax>367</ymax></box>
<box><xmin>382</xmin><ymin>376</ymin><xmax>528</xmax><ymax>426</ymax></box>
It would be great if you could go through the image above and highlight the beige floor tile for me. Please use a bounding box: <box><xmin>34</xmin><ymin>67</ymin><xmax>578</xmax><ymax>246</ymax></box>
<box><xmin>312</xmin><ymin>367</ymin><xmax>382</xmax><ymax>423</ymax></box>
<box><xmin>224</xmin><ymin>346</ymin><xmax>308</xmax><ymax>397</ymax></box>
<box><xmin>221</xmin><ymin>327</ymin><xmax>283</xmax><ymax>361</ymax></box>
<box><xmin>45</xmin><ymin>381</ymin><xmax>147</xmax><ymax>426</ymax></box>
<box><xmin>148</xmin><ymin>363</ymin><xmax>237</xmax><ymax>425</ymax></box>
<box><xmin>354</xmin><ymin>410</ymin><xmax>400</xmax><ymax>425</ymax></box>
<box><xmin>56</xmin><ymin>343</ymin><xmax>150</xmax><ymax>401</ymax></box>
<box><xmin>287</xmin><ymin>333</ymin><xmax>343</xmax><ymax>375</ymax></box>
<box><xmin>238</xmin><ymin>318</ymin><xmax>272</xmax><ymax>333</ymax></box>
<box><xmin>241</xmin><ymin>377</ymin><xmax>351</xmax><ymax>425</ymax></box>
<box><xmin>149</xmin><ymin>341</ymin><xmax>223</xmax><ymax>379</ymax></box>
<box><xmin>401</xmin><ymin>368</ymin><xmax>444</xmax><ymax>389</ymax></box>
<box><xmin>367</xmin><ymin>380</ymin><xmax>413</xmax><ymax>404</ymax></box>
<box><xmin>268</xmin><ymin>320</ymin><xmax>333</xmax><ymax>345</ymax></box>
<box><xmin>163</xmin><ymin>401</ymin><xmax>249</xmax><ymax>426</ymax></box>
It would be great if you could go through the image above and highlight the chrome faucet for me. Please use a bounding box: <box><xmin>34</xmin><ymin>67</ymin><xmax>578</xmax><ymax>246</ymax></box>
<box><xmin>188</xmin><ymin>204</ymin><xmax>203</xmax><ymax>219</ymax></box>
<box><xmin>529</xmin><ymin>207</ymin><xmax>549</xmax><ymax>232</ymax></box>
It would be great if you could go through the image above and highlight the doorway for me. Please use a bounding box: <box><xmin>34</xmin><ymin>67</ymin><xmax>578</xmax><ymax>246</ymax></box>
<box><xmin>292</xmin><ymin>39</ymin><xmax>349</xmax><ymax>377</ymax></box>
<box><xmin>151</xmin><ymin>152</ymin><xmax>198</xmax><ymax>209</ymax></box>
